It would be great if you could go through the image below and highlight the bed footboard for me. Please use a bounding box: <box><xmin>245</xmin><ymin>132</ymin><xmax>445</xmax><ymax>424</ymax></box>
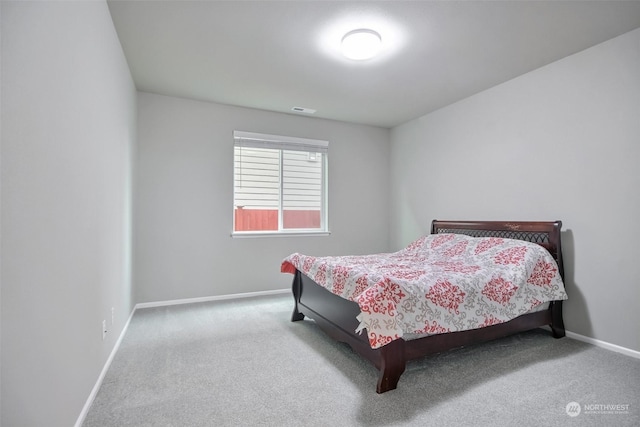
<box><xmin>291</xmin><ymin>270</ymin><xmax>407</xmax><ymax>393</ymax></box>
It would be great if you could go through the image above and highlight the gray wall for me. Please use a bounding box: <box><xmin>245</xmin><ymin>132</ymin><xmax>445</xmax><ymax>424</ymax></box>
<box><xmin>0</xmin><ymin>2</ymin><xmax>3</xmax><ymax>423</ymax></box>
<box><xmin>1</xmin><ymin>1</ymin><xmax>136</xmax><ymax>426</ymax></box>
<box><xmin>390</xmin><ymin>28</ymin><xmax>640</xmax><ymax>352</ymax></box>
<box><xmin>135</xmin><ymin>92</ymin><xmax>390</xmax><ymax>303</ymax></box>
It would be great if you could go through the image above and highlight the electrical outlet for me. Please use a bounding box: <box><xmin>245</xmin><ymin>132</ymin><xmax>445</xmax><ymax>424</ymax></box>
<box><xmin>102</xmin><ymin>320</ymin><xmax>107</xmax><ymax>340</ymax></box>
<box><xmin>111</xmin><ymin>307</ymin><xmax>115</xmax><ymax>325</ymax></box>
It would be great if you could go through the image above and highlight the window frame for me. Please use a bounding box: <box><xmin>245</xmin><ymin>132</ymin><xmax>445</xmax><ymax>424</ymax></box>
<box><xmin>232</xmin><ymin>131</ymin><xmax>329</xmax><ymax>237</ymax></box>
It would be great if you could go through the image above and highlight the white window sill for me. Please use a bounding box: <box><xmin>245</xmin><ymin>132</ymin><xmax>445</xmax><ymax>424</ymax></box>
<box><xmin>231</xmin><ymin>231</ymin><xmax>331</xmax><ymax>238</ymax></box>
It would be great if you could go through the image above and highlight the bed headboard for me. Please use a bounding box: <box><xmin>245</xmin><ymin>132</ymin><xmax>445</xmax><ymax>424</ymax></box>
<box><xmin>431</xmin><ymin>220</ymin><xmax>564</xmax><ymax>280</ymax></box>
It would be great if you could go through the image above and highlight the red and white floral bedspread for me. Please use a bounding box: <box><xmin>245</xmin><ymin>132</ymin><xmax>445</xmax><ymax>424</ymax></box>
<box><xmin>281</xmin><ymin>234</ymin><xmax>568</xmax><ymax>349</ymax></box>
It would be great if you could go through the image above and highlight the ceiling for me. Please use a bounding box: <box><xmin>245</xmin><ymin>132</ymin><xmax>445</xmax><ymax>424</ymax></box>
<box><xmin>107</xmin><ymin>1</ymin><xmax>640</xmax><ymax>128</ymax></box>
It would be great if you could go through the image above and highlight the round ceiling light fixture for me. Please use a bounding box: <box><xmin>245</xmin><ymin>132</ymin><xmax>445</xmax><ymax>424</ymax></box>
<box><xmin>341</xmin><ymin>29</ymin><xmax>382</xmax><ymax>60</ymax></box>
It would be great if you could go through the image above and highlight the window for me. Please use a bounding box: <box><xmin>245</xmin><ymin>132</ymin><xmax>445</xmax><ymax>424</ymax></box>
<box><xmin>233</xmin><ymin>131</ymin><xmax>328</xmax><ymax>235</ymax></box>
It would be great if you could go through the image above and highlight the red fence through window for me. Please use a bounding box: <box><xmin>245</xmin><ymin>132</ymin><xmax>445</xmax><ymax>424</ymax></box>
<box><xmin>235</xmin><ymin>208</ymin><xmax>320</xmax><ymax>231</ymax></box>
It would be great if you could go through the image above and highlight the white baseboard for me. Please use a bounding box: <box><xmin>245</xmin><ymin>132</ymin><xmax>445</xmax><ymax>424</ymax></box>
<box><xmin>134</xmin><ymin>288</ymin><xmax>289</xmax><ymax>309</ymax></box>
<box><xmin>74</xmin><ymin>288</ymin><xmax>290</xmax><ymax>425</ymax></box>
<box><xmin>566</xmin><ymin>330</ymin><xmax>640</xmax><ymax>359</ymax></box>
<box><xmin>74</xmin><ymin>307</ymin><xmax>136</xmax><ymax>427</ymax></box>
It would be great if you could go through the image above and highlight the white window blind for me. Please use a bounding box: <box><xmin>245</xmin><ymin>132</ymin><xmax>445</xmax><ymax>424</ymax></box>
<box><xmin>233</xmin><ymin>131</ymin><xmax>328</xmax><ymax>234</ymax></box>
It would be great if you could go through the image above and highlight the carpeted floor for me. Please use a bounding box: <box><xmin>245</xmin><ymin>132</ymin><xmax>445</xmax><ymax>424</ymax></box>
<box><xmin>83</xmin><ymin>294</ymin><xmax>639</xmax><ymax>426</ymax></box>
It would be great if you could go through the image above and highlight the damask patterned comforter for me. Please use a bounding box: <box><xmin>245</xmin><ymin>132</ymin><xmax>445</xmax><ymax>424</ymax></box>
<box><xmin>281</xmin><ymin>234</ymin><xmax>568</xmax><ymax>349</ymax></box>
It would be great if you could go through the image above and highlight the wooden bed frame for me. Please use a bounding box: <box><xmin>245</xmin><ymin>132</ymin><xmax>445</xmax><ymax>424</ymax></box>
<box><xmin>290</xmin><ymin>220</ymin><xmax>566</xmax><ymax>393</ymax></box>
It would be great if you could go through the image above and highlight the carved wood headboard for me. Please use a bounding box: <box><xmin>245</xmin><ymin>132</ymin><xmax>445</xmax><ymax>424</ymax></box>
<box><xmin>430</xmin><ymin>220</ymin><xmax>564</xmax><ymax>280</ymax></box>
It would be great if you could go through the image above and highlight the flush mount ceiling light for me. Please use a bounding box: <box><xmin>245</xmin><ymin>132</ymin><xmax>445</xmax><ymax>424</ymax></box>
<box><xmin>341</xmin><ymin>29</ymin><xmax>382</xmax><ymax>60</ymax></box>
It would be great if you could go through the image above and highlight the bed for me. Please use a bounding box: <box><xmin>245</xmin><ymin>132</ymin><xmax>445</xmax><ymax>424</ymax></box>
<box><xmin>281</xmin><ymin>220</ymin><xmax>567</xmax><ymax>393</ymax></box>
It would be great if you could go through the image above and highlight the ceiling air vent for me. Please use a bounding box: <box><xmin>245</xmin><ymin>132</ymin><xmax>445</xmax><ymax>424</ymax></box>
<box><xmin>291</xmin><ymin>107</ymin><xmax>316</xmax><ymax>114</ymax></box>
